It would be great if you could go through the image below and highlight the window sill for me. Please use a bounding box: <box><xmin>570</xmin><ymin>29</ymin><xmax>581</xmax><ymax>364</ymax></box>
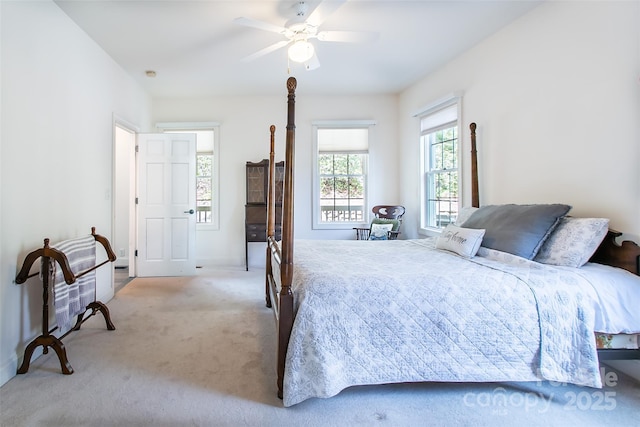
<box><xmin>313</xmin><ymin>222</ymin><xmax>368</xmax><ymax>231</ymax></box>
<box><xmin>196</xmin><ymin>223</ymin><xmax>219</xmax><ymax>232</ymax></box>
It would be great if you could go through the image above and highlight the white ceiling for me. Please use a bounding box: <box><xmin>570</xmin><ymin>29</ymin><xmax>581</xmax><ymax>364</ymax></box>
<box><xmin>54</xmin><ymin>0</ymin><xmax>542</xmax><ymax>98</ymax></box>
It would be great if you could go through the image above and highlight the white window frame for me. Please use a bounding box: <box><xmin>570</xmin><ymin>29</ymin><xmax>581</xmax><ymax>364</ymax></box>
<box><xmin>312</xmin><ymin>120</ymin><xmax>375</xmax><ymax>230</ymax></box>
<box><xmin>156</xmin><ymin>121</ymin><xmax>221</xmax><ymax>230</ymax></box>
<box><xmin>415</xmin><ymin>96</ymin><xmax>462</xmax><ymax>236</ymax></box>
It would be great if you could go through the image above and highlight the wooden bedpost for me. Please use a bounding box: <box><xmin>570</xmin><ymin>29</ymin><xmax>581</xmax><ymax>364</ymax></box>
<box><xmin>267</xmin><ymin>125</ymin><xmax>276</xmax><ymax>240</ymax></box>
<box><xmin>470</xmin><ymin>122</ymin><xmax>479</xmax><ymax>208</ymax></box>
<box><xmin>281</xmin><ymin>77</ymin><xmax>296</xmax><ymax>291</ymax></box>
<box><xmin>265</xmin><ymin>125</ymin><xmax>276</xmax><ymax>308</ymax></box>
<box><xmin>274</xmin><ymin>76</ymin><xmax>297</xmax><ymax>399</ymax></box>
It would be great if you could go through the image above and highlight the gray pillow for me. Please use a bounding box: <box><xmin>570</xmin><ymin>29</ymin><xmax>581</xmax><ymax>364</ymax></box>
<box><xmin>462</xmin><ymin>204</ymin><xmax>571</xmax><ymax>259</ymax></box>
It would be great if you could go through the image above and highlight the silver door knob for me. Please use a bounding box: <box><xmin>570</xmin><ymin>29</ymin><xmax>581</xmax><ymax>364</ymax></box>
<box><xmin>184</xmin><ymin>209</ymin><xmax>195</xmax><ymax>214</ymax></box>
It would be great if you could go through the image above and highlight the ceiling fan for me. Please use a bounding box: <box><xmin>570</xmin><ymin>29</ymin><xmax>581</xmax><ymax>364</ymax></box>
<box><xmin>234</xmin><ymin>0</ymin><xmax>378</xmax><ymax>70</ymax></box>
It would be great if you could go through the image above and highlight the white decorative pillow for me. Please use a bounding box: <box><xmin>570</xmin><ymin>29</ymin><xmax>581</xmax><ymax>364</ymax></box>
<box><xmin>436</xmin><ymin>224</ymin><xmax>486</xmax><ymax>258</ymax></box>
<box><xmin>455</xmin><ymin>206</ymin><xmax>478</xmax><ymax>226</ymax></box>
<box><xmin>534</xmin><ymin>217</ymin><xmax>610</xmax><ymax>267</ymax></box>
<box><xmin>369</xmin><ymin>223</ymin><xmax>393</xmax><ymax>240</ymax></box>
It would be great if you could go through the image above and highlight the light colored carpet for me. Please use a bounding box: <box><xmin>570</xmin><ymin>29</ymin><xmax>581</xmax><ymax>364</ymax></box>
<box><xmin>1</xmin><ymin>267</ymin><xmax>639</xmax><ymax>427</ymax></box>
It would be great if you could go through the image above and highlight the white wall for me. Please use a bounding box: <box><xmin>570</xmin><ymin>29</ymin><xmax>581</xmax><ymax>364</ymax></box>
<box><xmin>0</xmin><ymin>1</ymin><xmax>152</xmax><ymax>385</ymax></box>
<box><xmin>152</xmin><ymin>93</ymin><xmax>399</xmax><ymax>267</ymax></box>
<box><xmin>399</xmin><ymin>0</ymin><xmax>640</xmax><ymax>241</ymax></box>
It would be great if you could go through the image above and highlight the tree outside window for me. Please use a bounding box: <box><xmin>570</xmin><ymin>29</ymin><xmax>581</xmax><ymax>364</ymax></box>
<box><xmin>425</xmin><ymin>126</ymin><xmax>458</xmax><ymax>228</ymax></box>
<box><xmin>319</xmin><ymin>153</ymin><xmax>365</xmax><ymax>222</ymax></box>
<box><xmin>196</xmin><ymin>153</ymin><xmax>213</xmax><ymax>223</ymax></box>
<box><xmin>314</xmin><ymin>125</ymin><xmax>370</xmax><ymax>227</ymax></box>
<box><xmin>418</xmin><ymin>99</ymin><xmax>460</xmax><ymax>232</ymax></box>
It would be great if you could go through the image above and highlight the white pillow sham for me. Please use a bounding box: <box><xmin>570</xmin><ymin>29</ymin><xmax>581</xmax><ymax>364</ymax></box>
<box><xmin>454</xmin><ymin>206</ymin><xmax>478</xmax><ymax>226</ymax></box>
<box><xmin>436</xmin><ymin>224</ymin><xmax>485</xmax><ymax>258</ymax></box>
<box><xmin>534</xmin><ymin>217</ymin><xmax>609</xmax><ymax>267</ymax></box>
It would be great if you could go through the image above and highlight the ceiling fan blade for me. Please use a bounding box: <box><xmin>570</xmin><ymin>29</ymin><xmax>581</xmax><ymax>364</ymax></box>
<box><xmin>234</xmin><ymin>17</ymin><xmax>288</xmax><ymax>35</ymax></box>
<box><xmin>305</xmin><ymin>52</ymin><xmax>321</xmax><ymax>71</ymax></box>
<box><xmin>242</xmin><ymin>40</ymin><xmax>291</xmax><ymax>62</ymax></box>
<box><xmin>305</xmin><ymin>0</ymin><xmax>347</xmax><ymax>28</ymax></box>
<box><xmin>317</xmin><ymin>30</ymin><xmax>379</xmax><ymax>43</ymax></box>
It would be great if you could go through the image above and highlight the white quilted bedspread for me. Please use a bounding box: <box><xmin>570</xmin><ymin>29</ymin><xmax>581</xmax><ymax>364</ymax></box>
<box><xmin>283</xmin><ymin>239</ymin><xmax>601</xmax><ymax>406</ymax></box>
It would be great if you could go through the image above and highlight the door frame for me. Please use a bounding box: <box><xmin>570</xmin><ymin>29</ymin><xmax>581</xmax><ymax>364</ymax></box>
<box><xmin>112</xmin><ymin>115</ymin><xmax>139</xmax><ymax>279</ymax></box>
<box><xmin>112</xmin><ymin>120</ymin><xmax>221</xmax><ymax>279</ymax></box>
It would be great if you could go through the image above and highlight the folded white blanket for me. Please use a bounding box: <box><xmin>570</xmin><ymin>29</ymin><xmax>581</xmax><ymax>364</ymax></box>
<box><xmin>45</xmin><ymin>236</ymin><xmax>97</xmax><ymax>333</ymax></box>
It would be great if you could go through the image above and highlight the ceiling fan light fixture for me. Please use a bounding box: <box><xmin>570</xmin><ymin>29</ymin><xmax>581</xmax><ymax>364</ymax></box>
<box><xmin>288</xmin><ymin>40</ymin><xmax>314</xmax><ymax>63</ymax></box>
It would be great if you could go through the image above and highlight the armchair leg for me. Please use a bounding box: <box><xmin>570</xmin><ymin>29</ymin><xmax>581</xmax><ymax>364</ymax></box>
<box><xmin>353</xmin><ymin>227</ymin><xmax>370</xmax><ymax>240</ymax></box>
<box><xmin>388</xmin><ymin>231</ymin><xmax>400</xmax><ymax>240</ymax></box>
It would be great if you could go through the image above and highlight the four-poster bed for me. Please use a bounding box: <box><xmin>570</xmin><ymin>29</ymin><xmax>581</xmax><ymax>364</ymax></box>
<box><xmin>265</xmin><ymin>77</ymin><xmax>640</xmax><ymax>406</ymax></box>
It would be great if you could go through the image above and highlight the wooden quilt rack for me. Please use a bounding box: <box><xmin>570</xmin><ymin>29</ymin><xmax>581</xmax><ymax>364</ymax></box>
<box><xmin>14</xmin><ymin>227</ymin><xmax>117</xmax><ymax>375</ymax></box>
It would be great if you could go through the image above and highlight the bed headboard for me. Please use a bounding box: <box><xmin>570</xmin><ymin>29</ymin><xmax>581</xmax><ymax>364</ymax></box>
<box><xmin>590</xmin><ymin>230</ymin><xmax>640</xmax><ymax>275</ymax></box>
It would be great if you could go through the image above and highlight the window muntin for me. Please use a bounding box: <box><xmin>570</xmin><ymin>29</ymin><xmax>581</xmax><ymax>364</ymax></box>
<box><xmin>319</xmin><ymin>153</ymin><xmax>366</xmax><ymax>222</ymax></box>
<box><xmin>423</xmin><ymin>126</ymin><xmax>458</xmax><ymax>228</ymax></box>
<box><xmin>196</xmin><ymin>153</ymin><xmax>213</xmax><ymax>223</ymax></box>
<box><xmin>313</xmin><ymin>124</ymin><xmax>372</xmax><ymax>229</ymax></box>
<box><xmin>418</xmin><ymin>100</ymin><xmax>460</xmax><ymax>232</ymax></box>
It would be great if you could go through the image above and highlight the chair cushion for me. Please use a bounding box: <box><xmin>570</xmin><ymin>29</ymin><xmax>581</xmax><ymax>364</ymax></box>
<box><xmin>369</xmin><ymin>223</ymin><xmax>394</xmax><ymax>240</ymax></box>
<box><xmin>371</xmin><ymin>218</ymin><xmax>400</xmax><ymax>231</ymax></box>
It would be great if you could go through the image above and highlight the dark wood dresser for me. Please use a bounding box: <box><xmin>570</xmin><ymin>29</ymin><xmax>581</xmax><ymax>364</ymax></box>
<box><xmin>245</xmin><ymin>159</ymin><xmax>284</xmax><ymax>270</ymax></box>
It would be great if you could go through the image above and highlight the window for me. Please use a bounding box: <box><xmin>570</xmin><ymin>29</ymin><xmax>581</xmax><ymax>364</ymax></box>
<box><xmin>313</xmin><ymin>122</ymin><xmax>374</xmax><ymax>229</ymax></box>
<box><xmin>196</xmin><ymin>150</ymin><xmax>213</xmax><ymax>224</ymax></box>
<box><xmin>418</xmin><ymin>100</ymin><xmax>461</xmax><ymax>232</ymax></box>
<box><xmin>157</xmin><ymin>122</ymin><xmax>220</xmax><ymax>229</ymax></box>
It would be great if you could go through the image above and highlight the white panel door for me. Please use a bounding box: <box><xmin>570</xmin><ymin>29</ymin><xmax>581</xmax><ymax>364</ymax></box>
<box><xmin>136</xmin><ymin>133</ymin><xmax>197</xmax><ymax>277</ymax></box>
